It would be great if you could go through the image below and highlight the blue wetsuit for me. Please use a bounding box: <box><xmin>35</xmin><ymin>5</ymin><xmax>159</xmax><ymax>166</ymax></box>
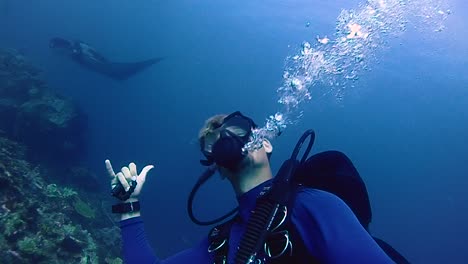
<box><xmin>120</xmin><ymin>179</ymin><xmax>395</xmax><ymax>263</ymax></box>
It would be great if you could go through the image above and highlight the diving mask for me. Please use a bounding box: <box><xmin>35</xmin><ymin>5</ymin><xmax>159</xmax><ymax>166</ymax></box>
<box><xmin>200</xmin><ymin>111</ymin><xmax>256</xmax><ymax>170</ymax></box>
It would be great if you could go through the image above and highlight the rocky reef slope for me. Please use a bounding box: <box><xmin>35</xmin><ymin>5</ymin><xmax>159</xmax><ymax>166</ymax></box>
<box><xmin>0</xmin><ymin>48</ymin><xmax>122</xmax><ymax>264</ymax></box>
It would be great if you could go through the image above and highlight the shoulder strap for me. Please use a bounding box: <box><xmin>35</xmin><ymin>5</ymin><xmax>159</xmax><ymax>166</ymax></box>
<box><xmin>267</xmin><ymin>185</ymin><xmax>319</xmax><ymax>264</ymax></box>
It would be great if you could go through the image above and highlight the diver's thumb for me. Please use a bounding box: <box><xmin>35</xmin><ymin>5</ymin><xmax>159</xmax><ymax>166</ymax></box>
<box><xmin>139</xmin><ymin>165</ymin><xmax>154</xmax><ymax>182</ymax></box>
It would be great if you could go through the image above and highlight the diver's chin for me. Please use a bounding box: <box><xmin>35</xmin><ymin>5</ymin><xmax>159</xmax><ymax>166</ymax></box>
<box><xmin>227</xmin><ymin>156</ymin><xmax>252</xmax><ymax>173</ymax></box>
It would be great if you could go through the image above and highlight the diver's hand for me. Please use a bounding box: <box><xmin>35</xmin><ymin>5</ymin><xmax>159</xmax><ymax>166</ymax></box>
<box><xmin>106</xmin><ymin>159</ymin><xmax>154</xmax><ymax>201</ymax></box>
<box><xmin>105</xmin><ymin>159</ymin><xmax>154</xmax><ymax>220</ymax></box>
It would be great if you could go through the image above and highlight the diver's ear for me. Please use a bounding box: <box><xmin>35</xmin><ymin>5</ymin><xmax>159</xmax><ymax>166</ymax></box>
<box><xmin>262</xmin><ymin>139</ymin><xmax>273</xmax><ymax>154</ymax></box>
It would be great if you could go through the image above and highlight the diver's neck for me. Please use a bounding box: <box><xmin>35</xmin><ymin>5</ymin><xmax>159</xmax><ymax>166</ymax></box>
<box><xmin>233</xmin><ymin>166</ymin><xmax>273</xmax><ymax>196</ymax></box>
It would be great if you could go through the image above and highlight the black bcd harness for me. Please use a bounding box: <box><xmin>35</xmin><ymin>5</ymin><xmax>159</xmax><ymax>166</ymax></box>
<box><xmin>207</xmin><ymin>149</ymin><xmax>411</xmax><ymax>264</ymax></box>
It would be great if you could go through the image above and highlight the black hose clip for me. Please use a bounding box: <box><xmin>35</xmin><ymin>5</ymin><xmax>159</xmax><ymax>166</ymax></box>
<box><xmin>111</xmin><ymin>177</ymin><xmax>137</xmax><ymax>201</ymax></box>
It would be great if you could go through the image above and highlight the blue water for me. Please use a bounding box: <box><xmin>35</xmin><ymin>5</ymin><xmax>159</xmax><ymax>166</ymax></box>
<box><xmin>1</xmin><ymin>0</ymin><xmax>467</xmax><ymax>263</ymax></box>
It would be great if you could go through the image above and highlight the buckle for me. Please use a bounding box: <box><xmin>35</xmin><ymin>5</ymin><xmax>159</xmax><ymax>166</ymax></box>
<box><xmin>264</xmin><ymin>230</ymin><xmax>292</xmax><ymax>259</ymax></box>
<box><xmin>208</xmin><ymin>238</ymin><xmax>226</xmax><ymax>253</ymax></box>
<box><xmin>269</xmin><ymin>206</ymin><xmax>287</xmax><ymax>232</ymax></box>
<box><xmin>111</xmin><ymin>178</ymin><xmax>137</xmax><ymax>201</ymax></box>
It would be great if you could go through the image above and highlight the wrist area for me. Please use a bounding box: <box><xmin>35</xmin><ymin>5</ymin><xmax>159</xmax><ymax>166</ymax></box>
<box><xmin>121</xmin><ymin>210</ymin><xmax>141</xmax><ymax>221</ymax></box>
<box><xmin>112</xmin><ymin>199</ymin><xmax>141</xmax><ymax>220</ymax></box>
<box><xmin>125</xmin><ymin>197</ymin><xmax>139</xmax><ymax>203</ymax></box>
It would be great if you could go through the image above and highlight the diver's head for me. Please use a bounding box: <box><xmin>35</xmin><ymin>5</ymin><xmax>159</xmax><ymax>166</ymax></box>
<box><xmin>49</xmin><ymin>37</ymin><xmax>72</xmax><ymax>51</ymax></box>
<box><xmin>198</xmin><ymin>111</ymin><xmax>273</xmax><ymax>182</ymax></box>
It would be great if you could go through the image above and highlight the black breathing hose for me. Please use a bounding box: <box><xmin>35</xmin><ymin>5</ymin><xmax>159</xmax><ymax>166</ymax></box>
<box><xmin>187</xmin><ymin>165</ymin><xmax>238</xmax><ymax>226</ymax></box>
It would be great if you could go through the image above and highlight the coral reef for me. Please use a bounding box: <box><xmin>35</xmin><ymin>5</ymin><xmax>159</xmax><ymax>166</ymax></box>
<box><xmin>0</xmin><ymin>129</ymin><xmax>122</xmax><ymax>264</ymax></box>
<box><xmin>73</xmin><ymin>196</ymin><xmax>97</xmax><ymax>219</ymax></box>
<box><xmin>0</xmin><ymin>49</ymin><xmax>122</xmax><ymax>263</ymax></box>
<box><xmin>0</xmin><ymin>48</ymin><xmax>87</xmax><ymax>165</ymax></box>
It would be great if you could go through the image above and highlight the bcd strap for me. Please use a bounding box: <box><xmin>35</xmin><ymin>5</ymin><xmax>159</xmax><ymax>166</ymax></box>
<box><xmin>232</xmin><ymin>159</ymin><xmax>299</xmax><ymax>264</ymax></box>
<box><xmin>207</xmin><ymin>199</ymin><xmax>310</xmax><ymax>264</ymax></box>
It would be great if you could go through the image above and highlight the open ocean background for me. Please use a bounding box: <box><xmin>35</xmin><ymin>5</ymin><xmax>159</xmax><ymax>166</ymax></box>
<box><xmin>1</xmin><ymin>0</ymin><xmax>467</xmax><ymax>263</ymax></box>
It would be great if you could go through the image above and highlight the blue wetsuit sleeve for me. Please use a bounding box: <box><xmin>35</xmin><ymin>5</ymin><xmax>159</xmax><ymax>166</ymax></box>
<box><xmin>291</xmin><ymin>188</ymin><xmax>396</xmax><ymax>264</ymax></box>
<box><xmin>120</xmin><ymin>217</ymin><xmax>212</xmax><ymax>264</ymax></box>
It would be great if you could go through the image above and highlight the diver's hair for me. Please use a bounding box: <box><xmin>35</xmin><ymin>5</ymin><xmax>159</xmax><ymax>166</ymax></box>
<box><xmin>198</xmin><ymin>114</ymin><xmax>228</xmax><ymax>151</ymax></box>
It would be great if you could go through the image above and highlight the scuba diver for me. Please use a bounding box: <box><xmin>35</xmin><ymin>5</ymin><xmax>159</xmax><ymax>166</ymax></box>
<box><xmin>49</xmin><ymin>37</ymin><xmax>163</xmax><ymax>80</ymax></box>
<box><xmin>106</xmin><ymin>111</ymin><xmax>411</xmax><ymax>263</ymax></box>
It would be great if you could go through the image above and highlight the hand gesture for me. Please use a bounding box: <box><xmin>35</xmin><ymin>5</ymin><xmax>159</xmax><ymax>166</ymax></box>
<box><xmin>105</xmin><ymin>159</ymin><xmax>154</xmax><ymax>201</ymax></box>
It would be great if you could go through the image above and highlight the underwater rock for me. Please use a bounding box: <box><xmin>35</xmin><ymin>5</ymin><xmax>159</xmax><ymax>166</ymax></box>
<box><xmin>0</xmin><ymin>249</ymin><xmax>26</xmax><ymax>264</ymax></box>
<box><xmin>67</xmin><ymin>166</ymin><xmax>102</xmax><ymax>192</ymax></box>
<box><xmin>60</xmin><ymin>235</ymin><xmax>86</xmax><ymax>254</ymax></box>
<box><xmin>0</xmin><ymin>98</ymin><xmax>16</xmax><ymax>135</ymax></box>
<box><xmin>0</xmin><ymin>48</ymin><xmax>87</xmax><ymax>164</ymax></box>
<box><xmin>14</xmin><ymin>91</ymin><xmax>87</xmax><ymax>161</ymax></box>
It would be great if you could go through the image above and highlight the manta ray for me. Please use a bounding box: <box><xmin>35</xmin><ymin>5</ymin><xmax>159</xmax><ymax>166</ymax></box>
<box><xmin>49</xmin><ymin>37</ymin><xmax>163</xmax><ymax>80</ymax></box>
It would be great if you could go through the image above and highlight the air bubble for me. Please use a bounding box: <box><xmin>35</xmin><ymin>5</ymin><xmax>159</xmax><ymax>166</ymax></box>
<box><xmin>244</xmin><ymin>0</ymin><xmax>451</xmax><ymax>151</ymax></box>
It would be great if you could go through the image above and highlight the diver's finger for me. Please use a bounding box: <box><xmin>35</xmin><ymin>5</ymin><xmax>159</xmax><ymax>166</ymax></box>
<box><xmin>111</xmin><ymin>176</ymin><xmax>118</xmax><ymax>188</ymax></box>
<box><xmin>138</xmin><ymin>165</ymin><xmax>154</xmax><ymax>183</ymax></box>
<box><xmin>121</xmin><ymin>166</ymin><xmax>132</xmax><ymax>180</ymax></box>
<box><xmin>116</xmin><ymin>172</ymin><xmax>130</xmax><ymax>191</ymax></box>
<box><xmin>105</xmin><ymin>159</ymin><xmax>116</xmax><ymax>178</ymax></box>
<box><xmin>129</xmin><ymin>162</ymin><xmax>137</xmax><ymax>177</ymax></box>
